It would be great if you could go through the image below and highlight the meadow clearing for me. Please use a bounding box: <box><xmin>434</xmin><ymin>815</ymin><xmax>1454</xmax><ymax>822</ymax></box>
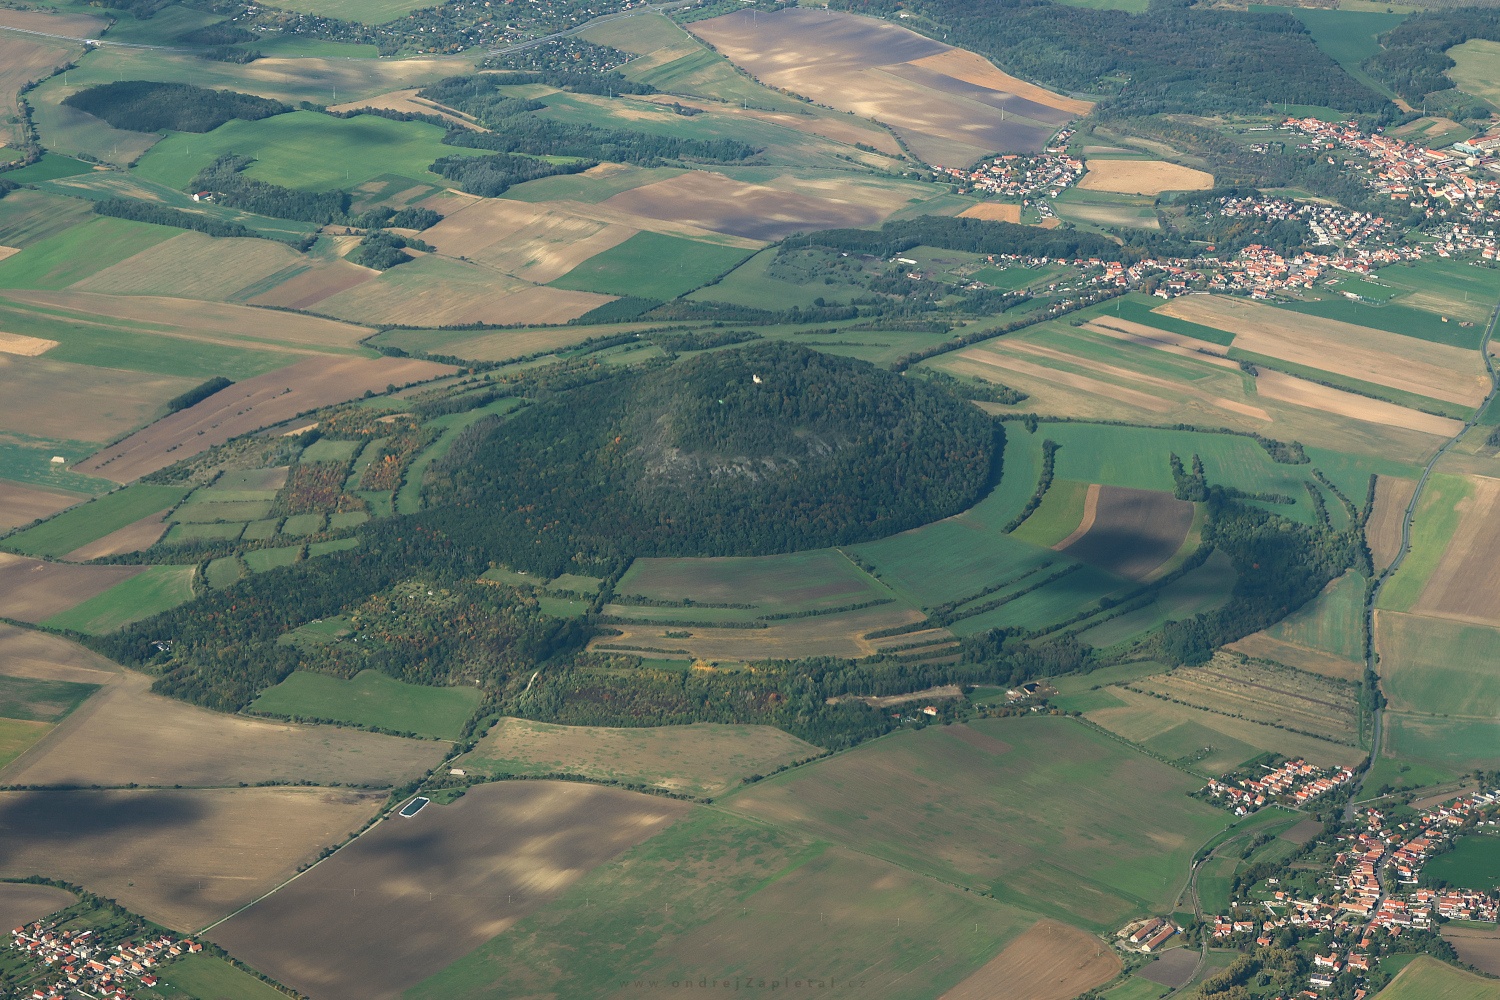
<box><xmin>75</xmin><ymin>355</ymin><xmax>453</xmax><ymax>483</ymax></box>
<box><xmin>0</xmin><ymin>786</ymin><xmax>385</xmax><ymax>930</ymax></box>
<box><xmin>459</xmin><ymin>718</ymin><xmax>821</xmax><ymax>798</ymax></box>
<box><xmin>690</xmin><ymin>9</ymin><xmax>1085</xmax><ymax>165</ymax></box>
<box><xmin>1078</xmin><ymin>159</ymin><xmax>1214</xmax><ymax>196</ymax></box>
<box><xmin>726</xmin><ymin>716</ymin><xmax>1228</xmax><ymax>931</ymax></box>
<box><xmin>0</xmin><ymin>669</ymin><xmax>446</xmax><ymax>789</ymax></box>
<box><xmin>210</xmin><ymin>782</ymin><xmax>689</xmax><ymax>1000</ymax></box>
<box><xmin>0</xmin><ymin>881</ymin><xmax>75</xmax><ymax>930</ymax></box>
<box><xmin>248</xmin><ymin>669</ymin><xmax>481</xmax><ymax>739</ymax></box>
<box><xmin>1373</xmin><ymin>956</ymin><xmax>1500</xmax><ymax>1000</ymax></box>
<box><xmin>407</xmin><ymin>809</ymin><xmax>1037</xmax><ymax>1000</ymax></box>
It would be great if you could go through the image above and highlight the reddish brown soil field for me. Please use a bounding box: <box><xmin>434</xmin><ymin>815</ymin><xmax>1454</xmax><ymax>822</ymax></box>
<box><xmin>0</xmin><ymin>883</ymin><xmax>76</xmax><ymax>930</ymax></box>
<box><xmin>76</xmin><ymin>356</ymin><xmax>455</xmax><ymax>483</ymax></box>
<box><xmin>0</xmin><ymin>481</ymin><xmax>85</xmax><ymax>533</ymax></box>
<box><xmin>0</xmin><ymin>787</ymin><xmax>384</xmax><ymax>931</ymax></box>
<box><xmin>0</xmin><ymin>553</ymin><xmax>145</xmax><ymax>623</ymax></box>
<box><xmin>1058</xmin><ymin>486</ymin><xmax>1194</xmax><ymax>581</ymax></box>
<box><xmin>1444</xmin><ymin>925</ymin><xmax>1500</xmax><ymax>976</ymax></box>
<box><xmin>62</xmin><ymin>509</ymin><xmax>171</xmax><ymax>560</ymax></box>
<box><xmin>209</xmin><ymin>782</ymin><xmax>689</xmax><ymax>1000</ymax></box>
<box><xmin>0</xmin><ymin>622</ymin><xmax>118</xmax><ymax>685</ymax></box>
<box><xmin>1</xmin><ymin>670</ymin><xmax>445</xmax><ymax>789</ymax></box>
<box><xmin>940</xmin><ymin>919</ymin><xmax>1120</xmax><ymax>1000</ymax></box>
<box><xmin>1137</xmin><ymin>946</ymin><xmax>1199</xmax><ymax>987</ymax></box>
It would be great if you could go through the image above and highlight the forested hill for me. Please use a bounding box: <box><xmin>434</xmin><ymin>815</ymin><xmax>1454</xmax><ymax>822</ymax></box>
<box><xmin>798</xmin><ymin>216</ymin><xmax>1133</xmax><ymax>263</ymax></box>
<box><xmin>830</xmin><ymin>0</ymin><xmax>1388</xmax><ymax>117</ymax></box>
<box><xmin>423</xmin><ymin>344</ymin><xmax>999</xmax><ymax>577</ymax></box>
<box><xmin>62</xmin><ymin>81</ymin><xmax>289</xmax><ymax>133</ymax></box>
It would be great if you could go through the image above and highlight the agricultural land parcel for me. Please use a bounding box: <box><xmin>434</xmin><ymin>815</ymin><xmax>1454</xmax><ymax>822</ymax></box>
<box><xmin>248</xmin><ymin>669</ymin><xmax>481</xmax><ymax>739</ymax></box>
<box><xmin>0</xmin><ymin>883</ymin><xmax>76</xmax><ymax>932</ymax></box>
<box><xmin>1373</xmin><ymin>956</ymin><xmax>1500</xmax><ymax>1000</ymax></box>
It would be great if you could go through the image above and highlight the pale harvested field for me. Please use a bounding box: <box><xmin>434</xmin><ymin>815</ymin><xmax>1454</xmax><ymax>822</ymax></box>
<box><xmin>328</xmin><ymin>88</ymin><xmax>480</xmax><ymax>130</ymax></box>
<box><xmin>0</xmin><ymin>247</ymin><xmax>18</xmax><ymax>262</ymax></box>
<box><xmin>0</xmin><ymin>355</ymin><xmax>192</xmax><ymax>443</ymax></box>
<box><xmin>211</xmin><ymin>782</ymin><xmax>689</xmax><ymax>1000</ymax></box>
<box><xmin>1059</xmin><ymin>486</ymin><xmax>1192</xmax><ymax>581</ymax></box>
<box><xmin>0</xmin><ymin>883</ymin><xmax>75</xmax><ymax>929</ymax></box>
<box><xmin>1225</xmin><ymin>633</ymin><xmax>1363</xmax><ymax>682</ymax></box>
<box><xmin>419</xmin><ymin>198</ymin><xmax>638</xmax><ymax>283</ymax></box>
<box><xmin>0</xmin><ymin>669</ymin><xmax>446</xmax><ymax>788</ymax></box>
<box><xmin>62</xmin><ymin>509</ymin><xmax>171</xmax><ymax>560</ymax></box>
<box><xmin>0</xmin><ymin>622</ymin><xmax>118</xmax><ymax>684</ymax></box>
<box><xmin>70</xmin><ymin>232</ymin><xmax>306</xmax><ymax>302</ymax></box>
<box><xmin>1160</xmin><ymin>295</ymin><xmax>1489</xmax><ymax>407</ymax></box>
<box><xmin>1409</xmin><ymin>474</ymin><xmax>1500</xmax><ymax>626</ymax></box>
<box><xmin>247</xmin><ymin>259</ymin><xmax>374</xmax><ymax>310</ymax></box>
<box><xmin>1087</xmin><ymin>686</ymin><xmax>1365</xmax><ymax>768</ymax></box>
<box><xmin>462</xmin><ymin>717</ymin><xmax>821</xmax><ymax>797</ymax></box>
<box><xmin>0</xmin><ymin>331</ymin><xmax>57</xmax><ymax>356</ymax></box>
<box><xmin>1445</xmin><ymin>924</ymin><xmax>1500</xmax><ymax>976</ymax></box>
<box><xmin>642</xmin><ymin>95</ymin><xmax>903</xmax><ymax>156</ymax></box>
<box><xmin>602</xmin><ymin>170</ymin><xmax>894</xmax><ymax>241</ymax></box>
<box><xmin>8</xmin><ymin>290</ymin><xmax>374</xmax><ymax>351</ymax></box>
<box><xmin>1368</xmin><ymin>475</ymin><xmax>1418</xmax><ymax>572</ymax></box>
<box><xmin>316</xmin><ymin>260</ymin><xmax>611</xmax><ymax>327</ymax></box>
<box><xmin>1254</xmin><ymin>369</ymin><xmax>1461</xmax><ymax>437</ymax></box>
<box><xmin>0</xmin><ymin>481</ymin><xmax>84</xmax><ymax>533</ymax></box>
<box><xmin>939</xmin><ymin>919</ymin><xmax>1119</xmax><ymax>1000</ymax></box>
<box><xmin>0</xmin><ymin>8</ymin><xmax>106</xmax><ymax>36</ymax></box>
<box><xmin>594</xmin><ymin>603</ymin><xmax>930</xmax><ymax>660</ymax></box>
<box><xmin>1086</xmin><ymin>317</ymin><xmax>1239</xmax><ymax>370</ymax></box>
<box><xmin>0</xmin><ymin>786</ymin><xmax>384</xmax><ymax>931</ymax></box>
<box><xmin>954</xmin><ymin>348</ymin><xmax>1175</xmax><ymax>413</ymax></box>
<box><xmin>76</xmin><ymin>355</ymin><xmax>454</xmax><ymax>482</ymax></box>
<box><xmin>0</xmin><ymin>553</ymin><xmax>145</xmax><ymax>623</ymax></box>
<box><xmin>1133</xmin><ymin>655</ymin><xmax>1359</xmax><ymax>746</ymax></box>
<box><xmin>1078</xmin><ymin>159</ymin><xmax>1213</xmax><ymax>195</ymax></box>
<box><xmin>958</xmin><ymin>202</ymin><xmax>1022</xmax><ymax>223</ymax></box>
<box><xmin>691</xmin><ymin>9</ymin><xmax>1083</xmax><ymax>163</ymax></box>
<box><xmin>399</xmin><ymin>324</ymin><xmax>608</xmax><ymax>363</ymax></box>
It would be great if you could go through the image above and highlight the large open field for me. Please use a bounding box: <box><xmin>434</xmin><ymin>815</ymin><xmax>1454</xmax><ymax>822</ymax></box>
<box><xmin>0</xmin><ymin>553</ymin><xmax>149</xmax><ymax>623</ymax></box>
<box><xmin>550</xmin><ymin>229</ymin><xmax>753</xmax><ymax>299</ymax></box>
<box><xmin>0</xmin><ymin>882</ymin><xmax>76</xmax><ymax>930</ymax></box>
<box><xmin>1445</xmin><ymin>924</ymin><xmax>1500</xmax><ymax>977</ymax></box>
<box><xmin>1377</xmin><ymin>611</ymin><xmax>1500</xmax><ymax>720</ymax></box>
<box><xmin>938</xmin><ymin>919</ymin><xmax>1120</xmax><ymax>1000</ymax></box>
<box><xmin>1056</xmin><ymin>486</ymin><xmax>1193</xmax><ymax>581</ymax></box>
<box><xmin>1078</xmin><ymin>159</ymin><xmax>1213</xmax><ymax>196</ymax></box>
<box><xmin>1399</xmin><ymin>475</ymin><xmax>1500</xmax><ymax>627</ymax></box>
<box><xmin>0</xmin><ymin>480</ymin><xmax>85</xmax><ymax>533</ymax></box>
<box><xmin>210</xmin><ymin>782</ymin><xmax>689</xmax><ymax>1000</ymax></box>
<box><xmin>417</xmin><ymin>196</ymin><xmax>638</xmax><ymax>285</ymax></box>
<box><xmin>76</xmin><ymin>355</ymin><xmax>453</xmax><ymax>483</ymax></box>
<box><xmin>1426</xmin><ymin>835</ymin><xmax>1500</xmax><ymax>891</ymax></box>
<box><xmin>0</xmin><ymin>669</ymin><xmax>446</xmax><ymax>788</ymax></box>
<box><xmin>406</xmin><ymin>808</ymin><xmax>1038</xmax><ymax>1000</ymax></box>
<box><xmin>458</xmin><ymin>717</ymin><xmax>821</xmax><ymax>798</ymax></box>
<box><xmin>4</xmin><ymin>483</ymin><xmax>189</xmax><ymax>556</ymax></box>
<box><xmin>248</xmin><ymin>670</ymin><xmax>481</xmax><ymax>739</ymax></box>
<box><xmin>689</xmin><ymin>9</ymin><xmax>1087</xmax><ymax>165</ymax></box>
<box><xmin>1383</xmin><ymin>713</ymin><xmax>1500</xmax><ymax>771</ymax></box>
<box><xmin>41</xmin><ymin>564</ymin><xmax>197</xmax><ymax>634</ymax></box>
<box><xmin>726</xmin><ymin>716</ymin><xmax>1228</xmax><ymax>931</ymax></box>
<box><xmin>0</xmin><ymin>786</ymin><xmax>384</xmax><ymax>930</ymax></box>
<box><xmin>1373</xmin><ymin>956</ymin><xmax>1500</xmax><ymax>1000</ymax></box>
<box><xmin>1449</xmin><ymin>39</ymin><xmax>1500</xmax><ymax>112</ymax></box>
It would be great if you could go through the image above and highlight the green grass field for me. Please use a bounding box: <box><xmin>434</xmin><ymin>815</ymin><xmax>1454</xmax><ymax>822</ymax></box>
<box><xmin>248</xmin><ymin>669</ymin><xmax>480</xmax><ymax>737</ymax></box>
<box><xmin>279</xmin><ymin>513</ymin><xmax>324</xmax><ymax>537</ymax></box>
<box><xmin>725</xmin><ymin>716</ymin><xmax>1229</xmax><ymax>931</ymax></box>
<box><xmin>43</xmin><ymin>565</ymin><xmax>196</xmax><ymax>634</ymax></box>
<box><xmin>1362</xmin><ymin>755</ymin><xmax>1457</xmax><ymax>795</ymax></box>
<box><xmin>1009</xmin><ymin>478</ymin><xmax>1089</xmax><ymax>547</ymax></box>
<box><xmin>1075</xmin><ymin>551</ymin><xmax>1237</xmax><ymax>650</ymax></box>
<box><xmin>1275</xmin><ymin>294</ymin><xmax>1483</xmax><ymax>350</ymax></box>
<box><xmin>162</xmin><ymin>954</ymin><xmax>291</xmax><ymax>1000</ymax></box>
<box><xmin>244</xmin><ymin>546</ymin><xmax>301</xmax><ymax>572</ymax></box>
<box><xmin>1374</xmin><ymin>956</ymin><xmax>1500</xmax><ymax>1000</ymax></box>
<box><xmin>0</xmin><ymin>216</ymin><xmax>175</xmax><ymax>290</ymax></box>
<box><xmin>0</xmin><ymin>718</ymin><xmax>52</xmax><ymax>771</ymax></box>
<box><xmin>1379</xmin><ymin>474</ymin><xmax>1468</xmax><ymax>612</ymax></box>
<box><xmin>133</xmin><ymin>112</ymin><xmax>489</xmax><ymax>192</ymax></box>
<box><xmin>1384</xmin><ymin>713</ymin><xmax>1500</xmax><ymax>770</ymax></box>
<box><xmin>1426</xmin><ymin>835</ymin><xmax>1500</xmax><ymax>891</ymax></box>
<box><xmin>1381</xmin><ymin>614</ymin><xmax>1500</xmax><ymax>719</ymax></box>
<box><xmin>1265</xmin><ymin>571</ymin><xmax>1366</xmax><ymax>661</ymax></box>
<box><xmin>4</xmin><ymin>484</ymin><xmax>189</xmax><ymax>557</ymax></box>
<box><xmin>205</xmin><ymin>555</ymin><xmax>244</xmax><ymax>590</ymax></box>
<box><xmin>164</xmin><ymin>521</ymin><xmax>245</xmax><ymax>544</ymax></box>
<box><xmin>1449</xmin><ymin>40</ymin><xmax>1500</xmax><ymax>112</ymax></box>
<box><xmin>407</xmin><ymin>810</ymin><xmax>1036</xmax><ymax>1000</ymax></box>
<box><xmin>1103</xmin><ymin>976</ymin><xmax>1173</xmax><ymax>1000</ymax></box>
<box><xmin>0</xmin><ymin>154</ymin><xmax>95</xmax><ymax>183</ymax></box>
<box><xmin>551</xmin><ymin>231</ymin><xmax>753</xmax><ymax>301</ymax></box>
<box><xmin>0</xmin><ymin>674</ymin><xmax>99</xmax><ymax>722</ymax></box>
<box><xmin>1261</xmin><ymin>8</ymin><xmax>1408</xmax><ymax>99</ymax></box>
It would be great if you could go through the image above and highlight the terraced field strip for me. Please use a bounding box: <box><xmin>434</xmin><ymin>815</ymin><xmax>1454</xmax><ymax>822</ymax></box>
<box><xmin>1131</xmin><ymin>656</ymin><xmax>1359</xmax><ymax>746</ymax></box>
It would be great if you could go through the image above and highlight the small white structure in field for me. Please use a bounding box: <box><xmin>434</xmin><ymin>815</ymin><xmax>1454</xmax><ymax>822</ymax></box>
<box><xmin>752</xmin><ymin>374</ymin><xmax>763</xmax><ymax>384</ymax></box>
<box><xmin>50</xmin><ymin>456</ymin><xmax>65</xmax><ymax>464</ymax></box>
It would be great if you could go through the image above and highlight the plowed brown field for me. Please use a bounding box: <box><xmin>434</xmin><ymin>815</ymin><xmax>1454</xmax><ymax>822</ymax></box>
<box><xmin>939</xmin><ymin>920</ymin><xmax>1120</xmax><ymax>1000</ymax></box>
<box><xmin>0</xmin><ymin>883</ymin><xmax>76</xmax><ymax>930</ymax></box>
<box><xmin>1057</xmin><ymin>486</ymin><xmax>1193</xmax><ymax>580</ymax></box>
<box><xmin>0</xmin><ymin>553</ymin><xmax>145</xmax><ymax>623</ymax></box>
<box><xmin>0</xmin><ymin>481</ymin><xmax>84</xmax><ymax>533</ymax></box>
<box><xmin>61</xmin><ymin>509</ymin><xmax>171</xmax><ymax>560</ymax></box>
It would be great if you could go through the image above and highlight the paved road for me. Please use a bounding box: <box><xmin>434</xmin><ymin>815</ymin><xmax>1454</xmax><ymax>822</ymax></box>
<box><xmin>1346</xmin><ymin>296</ymin><xmax>1500</xmax><ymax>818</ymax></box>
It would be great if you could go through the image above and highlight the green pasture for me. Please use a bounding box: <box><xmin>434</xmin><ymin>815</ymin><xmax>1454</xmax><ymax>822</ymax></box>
<box><xmin>1381</xmin><ymin>614</ymin><xmax>1500</xmax><ymax>719</ymax></box>
<box><xmin>308</xmin><ymin>537</ymin><xmax>359</xmax><ymax>557</ymax></box>
<box><xmin>1009</xmin><ymin>478</ymin><xmax>1089</xmax><ymax>546</ymax></box>
<box><xmin>398</xmin><ymin>398</ymin><xmax>522</xmax><ymax>515</ymax></box>
<box><xmin>0</xmin><ymin>718</ymin><xmax>51</xmax><ymax>771</ymax></box>
<box><xmin>1374</xmin><ymin>956</ymin><xmax>1500</xmax><ymax>1000</ymax></box>
<box><xmin>1054</xmin><ymin>189</ymin><xmax>1160</xmax><ymax>231</ymax></box>
<box><xmin>1426</xmin><ymin>835</ymin><xmax>1500</xmax><ymax>891</ymax></box>
<box><xmin>1142</xmin><ymin>718</ymin><xmax>1260</xmax><ymax>775</ymax></box>
<box><xmin>249</xmin><ymin>669</ymin><xmax>480</xmax><ymax>738</ymax></box>
<box><xmin>0</xmin><ymin>155</ymin><xmax>95</xmax><ymax>183</ymax></box>
<box><xmin>329</xmin><ymin>511</ymin><xmax>368</xmax><ymax>530</ymax></box>
<box><xmin>0</xmin><ymin>190</ymin><xmax>96</xmax><ymax>249</ymax></box>
<box><xmin>0</xmin><ymin>674</ymin><xmax>99</xmax><ymax>723</ymax></box>
<box><xmin>1378</xmin><ymin>473</ymin><xmax>1468</xmax><ymax>611</ymax></box>
<box><xmin>1265</xmin><ymin>570</ymin><xmax>1365</xmax><ymax>661</ymax></box>
<box><xmin>244</xmin><ymin>545</ymin><xmax>301</xmax><ymax>572</ymax></box>
<box><xmin>408</xmin><ymin>810</ymin><xmax>1035</xmax><ymax>1000</ymax></box>
<box><xmin>133</xmin><ymin>112</ymin><xmax>489</xmax><ymax>192</ymax></box>
<box><xmin>1275</xmin><ymin>293</ymin><xmax>1483</xmax><ymax>350</ymax></box>
<box><xmin>689</xmin><ymin>247</ymin><xmax>866</xmax><ymax>309</ymax></box>
<box><xmin>0</xmin><ymin>217</ymin><xmax>175</xmax><ymax>290</ymax></box>
<box><xmin>165</xmin><ymin>522</ymin><xmax>245</xmax><ymax>544</ymax></box>
<box><xmin>1384</xmin><ymin>713</ymin><xmax>1500</xmax><ymax>770</ymax></box>
<box><xmin>43</xmin><ymin>565</ymin><xmax>196</xmax><ymax>634</ymax></box>
<box><xmin>279</xmin><ymin>513</ymin><xmax>325</xmax><ymax>537</ymax></box>
<box><xmin>0</xmin><ymin>297</ymin><xmax>297</xmax><ymax>381</ymax></box>
<box><xmin>726</xmin><ymin>716</ymin><xmax>1229</xmax><ymax>931</ymax></box>
<box><xmin>163</xmin><ymin>954</ymin><xmax>291</xmax><ymax>1000</ymax></box>
<box><xmin>1450</xmin><ymin>40</ymin><xmax>1500</xmax><ymax>112</ymax></box>
<box><xmin>616</xmin><ymin>547</ymin><xmax>891</xmax><ymax>615</ymax></box>
<box><xmin>4</xmin><ymin>484</ymin><xmax>189</xmax><ymax>557</ymax></box>
<box><xmin>299</xmin><ymin>439</ymin><xmax>361</xmax><ymax>463</ymax></box>
<box><xmin>249</xmin><ymin>0</ymin><xmax>435</xmax><ymax>22</ymax></box>
<box><xmin>0</xmin><ymin>439</ymin><xmax>111</xmax><ymax>495</ymax></box>
<box><xmin>551</xmin><ymin>232</ymin><xmax>753</xmax><ymax>301</ymax></box>
<box><xmin>950</xmin><ymin>564</ymin><xmax>1126</xmax><ymax>636</ymax></box>
<box><xmin>1103</xmin><ymin>976</ymin><xmax>1174</xmax><ymax>1000</ymax></box>
<box><xmin>1378</xmin><ymin>258</ymin><xmax>1500</xmax><ymax>324</ymax></box>
<box><xmin>1075</xmin><ymin>550</ymin><xmax>1237</xmax><ymax>650</ymax></box>
<box><xmin>241</xmin><ymin>519</ymin><xmax>282</xmax><ymax>541</ymax></box>
<box><xmin>1361</xmin><ymin>755</ymin><xmax>1457</xmax><ymax>795</ymax></box>
<box><xmin>205</xmin><ymin>556</ymin><xmax>244</xmax><ymax>589</ymax></box>
<box><xmin>1027</xmin><ymin>323</ymin><xmax>1231</xmax><ymax>385</ymax></box>
<box><xmin>176</xmin><ymin>499</ymin><xmax>274</xmax><ymax>522</ymax></box>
